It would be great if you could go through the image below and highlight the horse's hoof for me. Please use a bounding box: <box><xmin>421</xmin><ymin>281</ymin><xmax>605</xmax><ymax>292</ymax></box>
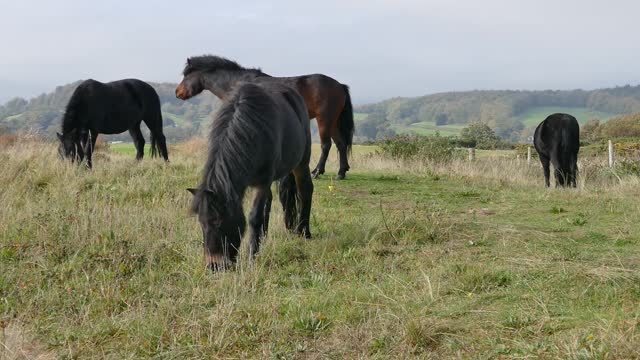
<box><xmin>335</xmin><ymin>174</ymin><xmax>346</xmax><ymax>180</ymax></box>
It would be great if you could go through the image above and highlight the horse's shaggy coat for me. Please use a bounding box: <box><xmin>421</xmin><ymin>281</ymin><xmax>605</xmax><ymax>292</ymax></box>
<box><xmin>534</xmin><ymin>113</ymin><xmax>580</xmax><ymax>187</ymax></box>
<box><xmin>189</xmin><ymin>81</ymin><xmax>313</xmax><ymax>271</ymax></box>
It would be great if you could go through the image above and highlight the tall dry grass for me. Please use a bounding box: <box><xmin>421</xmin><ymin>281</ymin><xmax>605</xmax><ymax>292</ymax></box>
<box><xmin>2</xmin><ymin>135</ymin><xmax>640</xmax><ymax>358</ymax></box>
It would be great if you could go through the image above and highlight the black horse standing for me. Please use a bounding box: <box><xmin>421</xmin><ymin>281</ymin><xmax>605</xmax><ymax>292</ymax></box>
<box><xmin>534</xmin><ymin>113</ymin><xmax>580</xmax><ymax>187</ymax></box>
<box><xmin>187</xmin><ymin>82</ymin><xmax>314</xmax><ymax>272</ymax></box>
<box><xmin>57</xmin><ymin>79</ymin><xmax>169</xmax><ymax>168</ymax></box>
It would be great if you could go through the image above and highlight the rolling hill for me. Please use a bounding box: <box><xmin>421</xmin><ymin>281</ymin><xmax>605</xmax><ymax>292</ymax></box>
<box><xmin>2</xmin><ymin>82</ymin><xmax>640</xmax><ymax>142</ymax></box>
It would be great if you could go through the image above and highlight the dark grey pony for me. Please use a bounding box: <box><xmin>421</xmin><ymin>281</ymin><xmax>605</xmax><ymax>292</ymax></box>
<box><xmin>57</xmin><ymin>78</ymin><xmax>169</xmax><ymax>168</ymax></box>
<box><xmin>187</xmin><ymin>82</ymin><xmax>314</xmax><ymax>272</ymax></box>
<box><xmin>534</xmin><ymin>113</ymin><xmax>580</xmax><ymax>187</ymax></box>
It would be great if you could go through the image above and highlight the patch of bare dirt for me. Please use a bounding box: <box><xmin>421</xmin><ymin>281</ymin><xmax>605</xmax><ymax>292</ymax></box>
<box><xmin>0</xmin><ymin>322</ymin><xmax>55</xmax><ymax>360</ymax></box>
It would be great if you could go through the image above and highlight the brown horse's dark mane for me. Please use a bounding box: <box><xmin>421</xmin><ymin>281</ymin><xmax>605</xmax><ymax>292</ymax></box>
<box><xmin>182</xmin><ymin>55</ymin><xmax>266</xmax><ymax>76</ymax></box>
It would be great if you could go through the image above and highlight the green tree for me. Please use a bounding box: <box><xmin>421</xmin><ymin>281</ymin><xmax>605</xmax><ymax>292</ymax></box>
<box><xmin>460</xmin><ymin>122</ymin><xmax>503</xmax><ymax>149</ymax></box>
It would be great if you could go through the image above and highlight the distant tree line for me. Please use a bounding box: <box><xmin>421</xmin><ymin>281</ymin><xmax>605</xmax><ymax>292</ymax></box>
<box><xmin>355</xmin><ymin>85</ymin><xmax>640</xmax><ymax>142</ymax></box>
<box><xmin>4</xmin><ymin>82</ymin><xmax>640</xmax><ymax>143</ymax></box>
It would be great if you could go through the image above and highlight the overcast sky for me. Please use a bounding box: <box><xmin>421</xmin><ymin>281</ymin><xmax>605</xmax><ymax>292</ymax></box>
<box><xmin>1</xmin><ymin>0</ymin><xmax>639</xmax><ymax>104</ymax></box>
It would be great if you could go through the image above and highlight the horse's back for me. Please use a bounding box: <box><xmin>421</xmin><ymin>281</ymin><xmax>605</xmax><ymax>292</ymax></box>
<box><xmin>68</xmin><ymin>79</ymin><xmax>159</xmax><ymax>134</ymax></box>
<box><xmin>229</xmin><ymin>82</ymin><xmax>310</xmax><ymax>180</ymax></box>
<box><xmin>273</xmin><ymin>74</ymin><xmax>346</xmax><ymax>117</ymax></box>
<box><xmin>534</xmin><ymin>113</ymin><xmax>580</xmax><ymax>161</ymax></box>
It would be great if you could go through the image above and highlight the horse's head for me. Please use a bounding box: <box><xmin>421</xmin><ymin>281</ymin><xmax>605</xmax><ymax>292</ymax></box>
<box><xmin>57</xmin><ymin>131</ymin><xmax>84</xmax><ymax>163</ymax></box>
<box><xmin>187</xmin><ymin>187</ymin><xmax>246</xmax><ymax>272</ymax></box>
<box><xmin>176</xmin><ymin>58</ymin><xmax>205</xmax><ymax>100</ymax></box>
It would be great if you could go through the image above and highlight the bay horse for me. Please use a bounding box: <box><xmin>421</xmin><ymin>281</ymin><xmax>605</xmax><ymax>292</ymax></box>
<box><xmin>533</xmin><ymin>113</ymin><xmax>580</xmax><ymax>187</ymax></box>
<box><xmin>175</xmin><ymin>55</ymin><xmax>354</xmax><ymax>179</ymax></box>
<box><xmin>57</xmin><ymin>78</ymin><xmax>169</xmax><ymax>168</ymax></box>
<box><xmin>187</xmin><ymin>81</ymin><xmax>314</xmax><ymax>272</ymax></box>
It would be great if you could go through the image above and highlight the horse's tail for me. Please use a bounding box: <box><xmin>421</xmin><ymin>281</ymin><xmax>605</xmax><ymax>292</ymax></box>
<box><xmin>278</xmin><ymin>173</ymin><xmax>298</xmax><ymax>230</ymax></box>
<box><xmin>148</xmin><ymin>91</ymin><xmax>167</xmax><ymax>160</ymax></box>
<box><xmin>338</xmin><ymin>84</ymin><xmax>354</xmax><ymax>155</ymax></box>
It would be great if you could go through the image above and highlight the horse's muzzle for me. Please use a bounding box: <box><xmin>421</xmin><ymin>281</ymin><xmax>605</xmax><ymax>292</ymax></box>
<box><xmin>175</xmin><ymin>84</ymin><xmax>189</xmax><ymax>100</ymax></box>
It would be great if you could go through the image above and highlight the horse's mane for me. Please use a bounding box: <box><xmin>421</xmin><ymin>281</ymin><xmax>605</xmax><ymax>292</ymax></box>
<box><xmin>182</xmin><ymin>55</ymin><xmax>266</xmax><ymax>76</ymax></box>
<box><xmin>61</xmin><ymin>84</ymin><xmax>86</xmax><ymax>135</ymax></box>
<box><xmin>192</xmin><ymin>83</ymin><xmax>276</xmax><ymax>212</ymax></box>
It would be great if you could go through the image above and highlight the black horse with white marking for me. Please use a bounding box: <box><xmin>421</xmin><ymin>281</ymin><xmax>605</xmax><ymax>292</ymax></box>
<box><xmin>533</xmin><ymin>113</ymin><xmax>580</xmax><ymax>187</ymax></box>
<box><xmin>57</xmin><ymin>79</ymin><xmax>169</xmax><ymax>168</ymax></box>
<box><xmin>187</xmin><ymin>81</ymin><xmax>314</xmax><ymax>272</ymax></box>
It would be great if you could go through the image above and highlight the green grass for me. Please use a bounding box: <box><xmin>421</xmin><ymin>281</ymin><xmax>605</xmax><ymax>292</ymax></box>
<box><xmin>517</xmin><ymin>106</ymin><xmax>616</xmax><ymax>127</ymax></box>
<box><xmin>109</xmin><ymin>142</ymin><xmax>150</xmax><ymax>156</ymax></box>
<box><xmin>1</xmin><ymin>140</ymin><xmax>640</xmax><ymax>358</ymax></box>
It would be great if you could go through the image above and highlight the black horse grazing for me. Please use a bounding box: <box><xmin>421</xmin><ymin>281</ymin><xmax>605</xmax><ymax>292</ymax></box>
<box><xmin>57</xmin><ymin>79</ymin><xmax>169</xmax><ymax>168</ymax></box>
<box><xmin>187</xmin><ymin>82</ymin><xmax>314</xmax><ymax>271</ymax></box>
<box><xmin>176</xmin><ymin>55</ymin><xmax>354</xmax><ymax>179</ymax></box>
<box><xmin>534</xmin><ymin>113</ymin><xmax>580</xmax><ymax>187</ymax></box>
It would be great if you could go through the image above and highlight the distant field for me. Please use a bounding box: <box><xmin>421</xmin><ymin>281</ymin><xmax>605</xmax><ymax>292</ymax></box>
<box><xmin>391</xmin><ymin>121</ymin><xmax>466</xmax><ymax>136</ymax></box>
<box><xmin>353</xmin><ymin>112</ymin><xmax>368</xmax><ymax>122</ymax></box>
<box><xmin>162</xmin><ymin>112</ymin><xmax>186</xmax><ymax>126</ymax></box>
<box><xmin>517</xmin><ymin>107</ymin><xmax>615</xmax><ymax>127</ymax></box>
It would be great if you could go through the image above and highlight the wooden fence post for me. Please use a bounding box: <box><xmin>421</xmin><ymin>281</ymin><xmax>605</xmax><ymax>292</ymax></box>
<box><xmin>608</xmin><ymin>140</ymin><xmax>614</xmax><ymax>168</ymax></box>
<box><xmin>468</xmin><ymin>148</ymin><xmax>475</xmax><ymax>161</ymax></box>
<box><xmin>527</xmin><ymin>146</ymin><xmax>532</xmax><ymax>166</ymax></box>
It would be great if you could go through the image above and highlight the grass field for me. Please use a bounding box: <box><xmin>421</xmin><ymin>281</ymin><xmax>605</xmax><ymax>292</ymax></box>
<box><xmin>517</xmin><ymin>107</ymin><xmax>616</xmax><ymax>127</ymax></box>
<box><xmin>2</xmin><ymin>139</ymin><xmax>640</xmax><ymax>358</ymax></box>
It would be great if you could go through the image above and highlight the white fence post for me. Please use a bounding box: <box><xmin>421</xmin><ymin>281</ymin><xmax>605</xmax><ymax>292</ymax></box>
<box><xmin>468</xmin><ymin>148</ymin><xmax>475</xmax><ymax>161</ymax></box>
<box><xmin>527</xmin><ymin>146</ymin><xmax>532</xmax><ymax>166</ymax></box>
<box><xmin>608</xmin><ymin>140</ymin><xmax>614</xmax><ymax>168</ymax></box>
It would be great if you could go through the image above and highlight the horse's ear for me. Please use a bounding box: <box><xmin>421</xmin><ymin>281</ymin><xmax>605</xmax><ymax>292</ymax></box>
<box><xmin>186</xmin><ymin>188</ymin><xmax>198</xmax><ymax>195</ymax></box>
<box><xmin>187</xmin><ymin>58</ymin><xmax>192</xmax><ymax>66</ymax></box>
<box><xmin>56</xmin><ymin>132</ymin><xmax>63</xmax><ymax>141</ymax></box>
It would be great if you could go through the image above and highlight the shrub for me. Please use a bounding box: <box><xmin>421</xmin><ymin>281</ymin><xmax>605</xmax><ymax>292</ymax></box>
<box><xmin>459</xmin><ymin>122</ymin><xmax>508</xmax><ymax>149</ymax></box>
<box><xmin>94</xmin><ymin>136</ymin><xmax>110</xmax><ymax>152</ymax></box>
<box><xmin>0</xmin><ymin>134</ymin><xmax>18</xmax><ymax>148</ymax></box>
<box><xmin>514</xmin><ymin>143</ymin><xmax>537</xmax><ymax>159</ymax></box>
<box><xmin>376</xmin><ymin>134</ymin><xmax>463</xmax><ymax>163</ymax></box>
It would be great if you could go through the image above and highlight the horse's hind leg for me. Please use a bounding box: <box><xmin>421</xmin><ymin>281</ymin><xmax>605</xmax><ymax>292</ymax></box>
<box><xmin>293</xmin><ymin>166</ymin><xmax>314</xmax><ymax>238</ymax></box>
<box><xmin>331</xmin><ymin>128</ymin><xmax>350</xmax><ymax>180</ymax></box>
<box><xmin>129</xmin><ymin>126</ymin><xmax>145</xmax><ymax>160</ymax></box>
<box><xmin>540</xmin><ymin>155</ymin><xmax>551</xmax><ymax>187</ymax></box>
<box><xmin>248</xmin><ymin>184</ymin><xmax>272</xmax><ymax>257</ymax></box>
<box><xmin>570</xmin><ymin>155</ymin><xmax>578</xmax><ymax>188</ymax></box>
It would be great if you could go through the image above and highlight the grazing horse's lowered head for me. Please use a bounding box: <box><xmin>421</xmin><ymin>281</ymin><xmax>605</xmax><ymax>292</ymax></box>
<box><xmin>56</xmin><ymin>131</ymin><xmax>84</xmax><ymax>163</ymax></box>
<box><xmin>187</xmin><ymin>187</ymin><xmax>246</xmax><ymax>272</ymax></box>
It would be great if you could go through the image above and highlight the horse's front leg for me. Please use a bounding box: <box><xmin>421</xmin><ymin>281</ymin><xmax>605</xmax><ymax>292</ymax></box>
<box><xmin>83</xmin><ymin>130</ymin><xmax>98</xmax><ymax>169</ymax></box>
<box><xmin>248</xmin><ymin>184</ymin><xmax>272</xmax><ymax>258</ymax></box>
